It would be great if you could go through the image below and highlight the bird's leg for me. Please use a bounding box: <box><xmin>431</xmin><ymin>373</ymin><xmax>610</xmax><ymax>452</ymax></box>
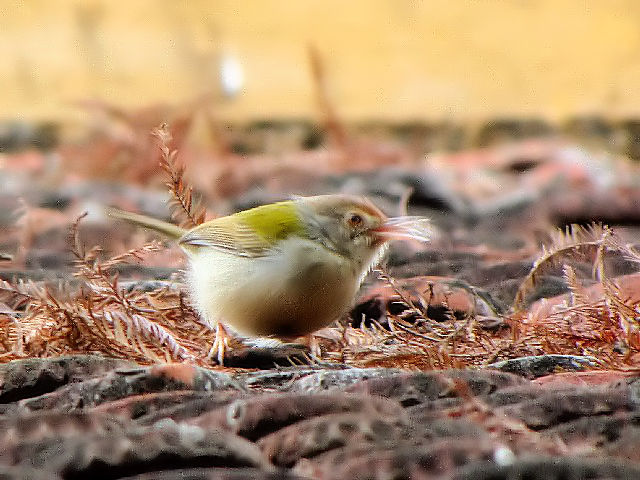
<box><xmin>303</xmin><ymin>333</ymin><xmax>322</xmax><ymax>360</ymax></box>
<box><xmin>208</xmin><ymin>322</ymin><xmax>231</xmax><ymax>365</ymax></box>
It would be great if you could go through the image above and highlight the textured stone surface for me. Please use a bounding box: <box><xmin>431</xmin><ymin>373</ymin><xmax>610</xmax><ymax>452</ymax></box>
<box><xmin>0</xmin><ymin>355</ymin><xmax>138</xmax><ymax>404</ymax></box>
<box><xmin>15</xmin><ymin>363</ymin><xmax>244</xmax><ymax>412</ymax></box>
<box><xmin>0</xmin><ymin>421</ymin><xmax>269</xmax><ymax>478</ymax></box>
<box><xmin>346</xmin><ymin>369</ymin><xmax>528</xmax><ymax>406</ymax></box>
<box><xmin>0</xmin><ymin>355</ymin><xmax>637</xmax><ymax>478</ymax></box>
<box><xmin>94</xmin><ymin>390</ymin><xmax>241</xmax><ymax>422</ymax></box>
<box><xmin>500</xmin><ymin>387</ymin><xmax>635</xmax><ymax>429</ymax></box>
<box><xmin>190</xmin><ymin>392</ymin><xmax>404</xmax><ymax>441</ymax></box>
<box><xmin>120</xmin><ymin>469</ymin><xmax>307</xmax><ymax>480</ymax></box>
<box><xmin>258</xmin><ymin>412</ymin><xmax>408</xmax><ymax>467</ymax></box>
<box><xmin>488</xmin><ymin>354</ymin><xmax>599</xmax><ymax>378</ymax></box>
<box><xmin>318</xmin><ymin>440</ymin><xmax>498</xmax><ymax>480</ymax></box>
<box><xmin>450</xmin><ymin>457</ymin><xmax>640</xmax><ymax>479</ymax></box>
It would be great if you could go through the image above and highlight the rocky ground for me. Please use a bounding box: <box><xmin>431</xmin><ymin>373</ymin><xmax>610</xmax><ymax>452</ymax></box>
<box><xmin>2</xmin><ymin>117</ymin><xmax>640</xmax><ymax>478</ymax></box>
<box><xmin>2</xmin><ymin>355</ymin><xmax>640</xmax><ymax>479</ymax></box>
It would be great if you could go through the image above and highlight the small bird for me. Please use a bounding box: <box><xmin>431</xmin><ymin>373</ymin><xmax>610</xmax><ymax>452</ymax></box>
<box><xmin>109</xmin><ymin>194</ymin><xmax>431</xmax><ymax>363</ymax></box>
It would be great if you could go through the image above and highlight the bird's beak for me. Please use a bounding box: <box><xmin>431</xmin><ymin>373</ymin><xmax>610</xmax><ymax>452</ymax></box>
<box><xmin>371</xmin><ymin>216</ymin><xmax>432</xmax><ymax>243</ymax></box>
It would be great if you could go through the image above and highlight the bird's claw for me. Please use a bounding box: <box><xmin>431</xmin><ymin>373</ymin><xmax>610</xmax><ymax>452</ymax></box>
<box><xmin>208</xmin><ymin>322</ymin><xmax>230</xmax><ymax>365</ymax></box>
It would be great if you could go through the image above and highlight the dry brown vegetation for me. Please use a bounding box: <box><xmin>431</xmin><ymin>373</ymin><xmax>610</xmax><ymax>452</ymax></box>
<box><xmin>2</xmin><ymin>123</ymin><xmax>640</xmax><ymax>371</ymax></box>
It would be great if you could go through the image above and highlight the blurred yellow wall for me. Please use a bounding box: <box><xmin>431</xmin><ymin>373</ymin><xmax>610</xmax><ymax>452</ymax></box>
<box><xmin>3</xmin><ymin>0</ymin><xmax>640</xmax><ymax>123</ymax></box>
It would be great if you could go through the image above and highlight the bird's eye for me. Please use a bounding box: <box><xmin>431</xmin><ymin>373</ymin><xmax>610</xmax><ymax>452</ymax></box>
<box><xmin>347</xmin><ymin>213</ymin><xmax>364</xmax><ymax>227</ymax></box>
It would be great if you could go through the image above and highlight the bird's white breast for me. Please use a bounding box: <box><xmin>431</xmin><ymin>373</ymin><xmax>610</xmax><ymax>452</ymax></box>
<box><xmin>185</xmin><ymin>236</ymin><xmax>363</xmax><ymax>336</ymax></box>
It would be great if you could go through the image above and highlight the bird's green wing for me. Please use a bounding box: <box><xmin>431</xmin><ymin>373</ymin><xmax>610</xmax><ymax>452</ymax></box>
<box><xmin>178</xmin><ymin>201</ymin><xmax>304</xmax><ymax>257</ymax></box>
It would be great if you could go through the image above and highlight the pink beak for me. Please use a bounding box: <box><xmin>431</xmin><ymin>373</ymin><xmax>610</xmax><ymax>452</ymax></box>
<box><xmin>371</xmin><ymin>216</ymin><xmax>432</xmax><ymax>243</ymax></box>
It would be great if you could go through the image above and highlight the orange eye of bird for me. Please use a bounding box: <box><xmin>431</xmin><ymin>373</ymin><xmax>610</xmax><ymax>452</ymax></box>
<box><xmin>347</xmin><ymin>213</ymin><xmax>364</xmax><ymax>227</ymax></box>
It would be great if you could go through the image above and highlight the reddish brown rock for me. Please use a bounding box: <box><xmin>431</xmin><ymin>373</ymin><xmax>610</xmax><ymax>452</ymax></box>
<box><xmin>16</xmin><ymin>364</ymin><xmax>242</xmax><ymax>412</ymax></box>
<box><xmin>258</xmin><ymin>412</ymin><xmax>408</xmax><ymax>467</ymax></box>
<box><xmin>0</xmin><ymin>355</ymin><xmax>138</xmax><ymax>404</ymax></box>
<box><xmin>314</xmin><ymin>439</ymin><xmax>498</xmax><ymax>480</ymax></box>
<box><xmin>499</xmin><ymin>387</ymin><xmax>635</xmax><ymax>429</ymax></box>
<box><xmin>93</xmin><ymin>390</ymin><xmax>241</xmax><ymax>422</ymax></box>
<box><xmin>0</xmin><ymin>421</ymin><xmax>270</xmax><ymax>478</ymax></box>
<box><xmin>189</xmin><ymin>392</ymin><xmax>404</xmax><ymax>441</ymax></box>
<box><xmin>346</xmin><ymin>369</ymin><xmax>527</xmax><ymax>406</ymax></box>
<box><xmin>121</xmin><ymin>470</ymin><xmax>306</xmax><ymax>480</ymax></box>
<box><xmin>353</xmin><ymin>276</ymin><xmax>477</xmax><ymax>326</ymax></box>
<box><xmin>450</xmin><ymin>456</ymin><xmax>640</xmax><ymax>479</ymax></box>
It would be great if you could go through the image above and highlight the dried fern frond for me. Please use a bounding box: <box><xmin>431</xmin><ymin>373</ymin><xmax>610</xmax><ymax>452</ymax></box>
<box><xmin>600</xmin><ymin>276</ymin><xmax>639</xmax><ymax>336</ymax></box>
<box><xmin>563</xmin><ymin>264</ymin><xmax>587</xmax><ymax>307</ymax></box>
<box><xmin>374</xmin><ymin>267</ymin><xmax>439</xmax><ymax>334</ymax></box>
<box><xmin>589</xmin><ymin>235</ymin><xmax>640</xmax><ymax>339</ymax></box>
<box><xmin>0</xmin><ymin>279</ymin><xmax>35</xmax><ymax>311</ymax></box>
<box><xmin>100</xmin><ymin>240</ymin><xmax>164</xmax><ymax>271</ymax></box>
<box><xmin>99</xmin><ymin>310</ymin><xmax>196</xmax><ymax>362</ymax></box>
<box><xmin>58</xmin><ymin>213</ymin><xmax>201</xmax><ymax>363</ymax></box>
<box><xmin>153</xmin><ymin>123</ymin><xmax>207</xmax><ymax>229</ymax></box>
<box><xmin>513</xmin><ymin>223</ymin><xmax>612</xmax><ymax>309</ymax></box>
<box><xmin>601</xmin><ymin>233</ymin><xmax>640</xmax><ymax>267</ymax></box>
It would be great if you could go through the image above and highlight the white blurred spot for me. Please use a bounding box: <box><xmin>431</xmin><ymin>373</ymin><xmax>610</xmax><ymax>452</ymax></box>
<box><xmin>219</xmin><ymin>54</ymin><xmax>244</xmax><ymax>98</ymax></box>
<box><xmin>493</xmin><ymin>445</ymin><xmax>516</xmax><ymax>466</ymax></box>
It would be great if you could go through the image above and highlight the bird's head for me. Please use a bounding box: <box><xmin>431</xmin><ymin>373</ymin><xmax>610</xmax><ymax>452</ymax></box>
<box><xmin>295</xmin><ymin>194</ymin><xmax>431</xmax><ymax>270</ymax></box>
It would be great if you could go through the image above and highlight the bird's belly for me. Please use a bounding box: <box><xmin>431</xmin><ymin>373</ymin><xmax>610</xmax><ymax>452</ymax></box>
<box><xmin>186</xmin><ymin>238</ymin><xmax>360</xmax><ymax>337</ymax></box>
<box><xmin>248</xmin><ymin>258</ymin><xmax>356</xmax><ymax>336</ymax></box>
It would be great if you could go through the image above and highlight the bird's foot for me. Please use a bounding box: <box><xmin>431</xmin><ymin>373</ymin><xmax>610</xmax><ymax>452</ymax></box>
<box><xmin>306</xmin><ymin>333</ymin><xmax>322</xmax><ymax>360</ymax></box>
<box><xmin>208</xmin><ymin>322</ymin><xmax>231</xmax><ymax>365</ymax></box>
<box><xmin>278</xmin><ymin>334</ymin><xmax>322</xmax><ymax>361</ymax></box>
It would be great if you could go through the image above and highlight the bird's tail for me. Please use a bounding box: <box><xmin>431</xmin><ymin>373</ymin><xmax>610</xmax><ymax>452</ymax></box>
<box><xmin>107</xmin><ymin>208</ymin><xmax>186</xmax><ymax>240</ymax></box>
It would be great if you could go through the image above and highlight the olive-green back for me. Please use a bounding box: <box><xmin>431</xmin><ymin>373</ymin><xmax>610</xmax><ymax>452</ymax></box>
<box><xmin>179</xmin><ymin>200</ymin><xmax>304</xmax><ymax>257</ymax></box>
